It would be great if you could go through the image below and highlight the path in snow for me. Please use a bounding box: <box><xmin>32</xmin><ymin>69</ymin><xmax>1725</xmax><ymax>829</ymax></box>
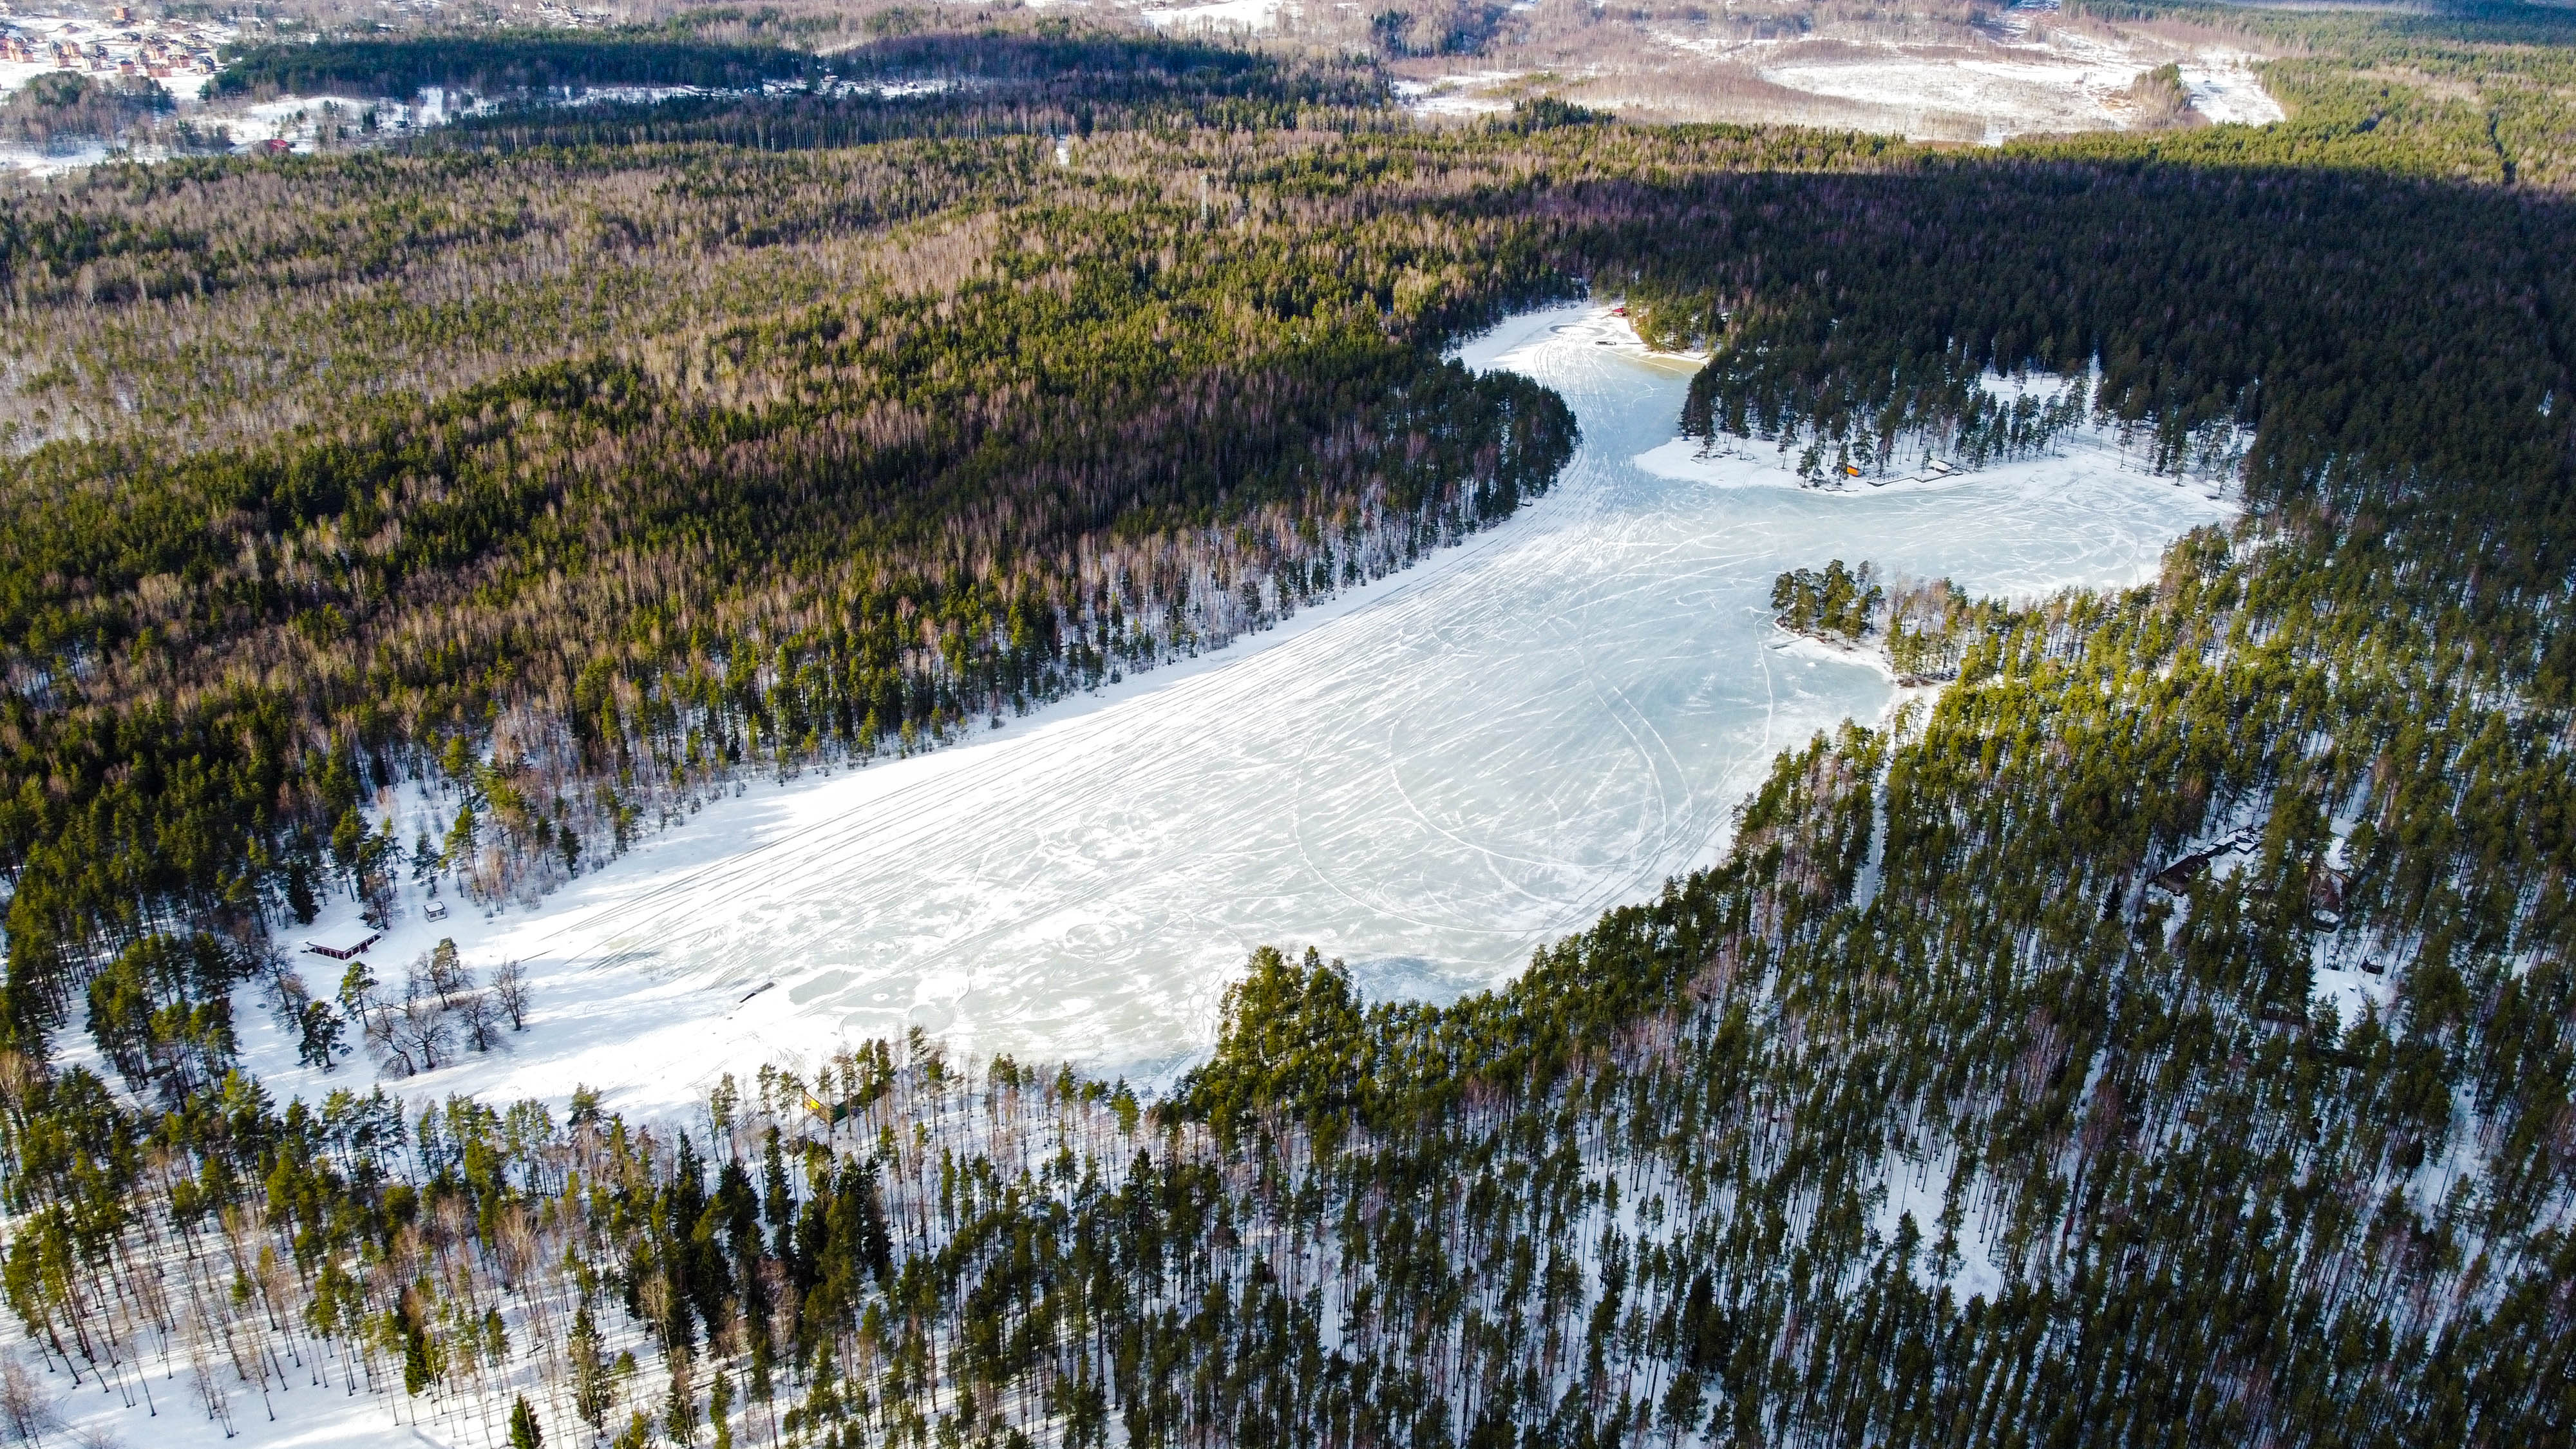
<box><xmin>237</xmin><ymin>305</ymin><xmax>2235</xmax><ymax>1114</ymax></box>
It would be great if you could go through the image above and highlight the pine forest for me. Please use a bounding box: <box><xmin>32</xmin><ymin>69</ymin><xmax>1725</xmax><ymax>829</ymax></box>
<box><xmin>0</xmin><ymin>17</ymin><xmax>2571</xmax><ymax>1449</ymax></box>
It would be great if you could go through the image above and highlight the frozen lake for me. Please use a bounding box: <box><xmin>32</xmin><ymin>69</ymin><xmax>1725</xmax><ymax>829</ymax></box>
<box><xmin>244</xmin><ymin>305</ymin><xmax>2233</xmax><ymax>1111</ymax></box>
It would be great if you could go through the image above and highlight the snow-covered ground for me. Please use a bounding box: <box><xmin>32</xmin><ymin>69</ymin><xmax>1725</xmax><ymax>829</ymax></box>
<box><xmin>0</xmin><ymin>12</ymin><xmax>227</xmax><ymax>101</ymax></box>
<box><xmin>1410</xmin><ymin>0</ymin><xmax>2287</xmax><ymax>137</ymax></box>
<box><xmin>1633</xmin><ymin>409</ymin><xmax>2236</xmax><ymax>507</ymax></box>
<box><xmin>1757</xmin><ymin>32</ymin><xmax>2280</xmax><ymax>142</ymax></box>
<box><xmin>2179</xmin><ymin>55</ymin><xmax>2281</xmax><ymax>126</ymax></box>
<box><xmin>35</xmin><ymin>1363</ymin><xmax>463</xmax><ymax>1449</ymax></box>
<box><xmin>1137</xmin><ymin>0</ymin><xmax>1297</xmax><ymax>32</ymax></box>
<box><xmin>213</xmin><ymin>305</ymin><xmax>2235</xmax><ymax>1125</ymax></box>
<box><xmin>0</xmin><ymin>9</ymin><xmax>433</xmax><ymax>173</ymax></box>
<box><xmin>0</xmin><ymin>0</ymin><xmax>2289</xmax><ymax>180</ymax></box>
<box><xmin>1392</xmin><ymin>71</ymin><xmax>1530</xmax><ymax>118</ymax></box>
<box><xmin>0</xmin><ymin>8</ymin><xmax>231</xmax><ymax>175</ymax></box>
<box><xmin>0</xmin><ymin>18</ymin><xmax>958</xmax><ymax>176</ymax></box>
<box><xmin>1758</xmin><ymin>52</ymin><xmax>2278</xmax><ymax>140</ymax></box>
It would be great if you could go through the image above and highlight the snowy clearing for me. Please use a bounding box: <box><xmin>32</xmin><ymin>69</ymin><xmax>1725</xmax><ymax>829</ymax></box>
<box><xmin>1633</xmin><ymin>408</ymin><xmax>2239</xmax><ymax>506</ymax></box>
<box><xmin>0</xmin><ymin>16</ymin><xmax>955</xmax><ymax>176</ymax></box>
<box><xmin>1392</xmin><ymin>71</ymin><xmax>1533</xmax><ymax>118</ymax></box>
<box><xmin>1137</xmin><ymin>0</ymin><xmax>1298</xmax><ymax>32</ymax></box>
<box><xmin>201</xmin><ymin>305</ymin><xmax>2236</xmax><ymax>1127</ymax></box>
<box><xmin>0</xmin><ymin>3</ymin><xmax>2289</xmax><ymax>179</ymax></box>
<box><xmin>1724</xmin><ymin>3</ymin><xmax>2282</xmax><ymax>142</ymax></box>
<box><xmin>1757</xmin><ymin>46</ymin><xmax>2280</xmax><ymax>142</ymax></box>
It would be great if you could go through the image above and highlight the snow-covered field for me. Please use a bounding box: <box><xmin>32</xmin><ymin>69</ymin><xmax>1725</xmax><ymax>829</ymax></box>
<box><xmin>216</xmin><ymin>305</ymin><xmax>2234</xmax><ymax>1125</ymax></box>
<box><xmin>1757</xmin><ymin>50</ymin><xmax>2279</xmax><ymax>140</ymax></box>
<box><xmin>1391</xmin><ymin>70</ymin><xmax>1530</xmax><ymax>118</ymax></box>
<box><xmin>1137</xmin><ymin>0</ymin><xmax>1296</xmax><ymax>32</ymax></box>
<box><xmin>1754</xmin><ymin>22</ymin><xmax>2282</xmax><ymax>142</ymax></box>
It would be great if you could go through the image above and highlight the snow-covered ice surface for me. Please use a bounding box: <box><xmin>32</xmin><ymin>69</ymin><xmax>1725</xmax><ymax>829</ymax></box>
<box><xmin>225</xmin><ymin>305</ymin><xmax>2234</xmax><ymax>1121</ymax></box>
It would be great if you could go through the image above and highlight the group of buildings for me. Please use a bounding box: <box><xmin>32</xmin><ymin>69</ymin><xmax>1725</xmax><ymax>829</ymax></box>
<box><xmin>0</xmin><ymin>9</ymin><xmax>225</xmax><ymax>86</ymax></box>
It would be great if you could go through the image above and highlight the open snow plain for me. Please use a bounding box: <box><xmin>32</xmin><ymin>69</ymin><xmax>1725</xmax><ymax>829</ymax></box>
<box><xmin>241</xmin><ymin>305</ymin><xmax>2235</xmax><ymax>1113</ymax></box>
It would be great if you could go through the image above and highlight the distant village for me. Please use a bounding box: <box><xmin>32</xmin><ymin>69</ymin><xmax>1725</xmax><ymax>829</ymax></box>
<box><xmin>0</xmin><ymin>8</ymin><xmax>464</xmax><ymax>170</ymax></box>
<box><xmin>0</xmin><ymin>6</ymin><xmax>227</xmax><ymax>90</ymax></box>
<box><xmin>0</xmin><ymin>5</ymin><xmax>683</xmax><ymax>171</ymax></box>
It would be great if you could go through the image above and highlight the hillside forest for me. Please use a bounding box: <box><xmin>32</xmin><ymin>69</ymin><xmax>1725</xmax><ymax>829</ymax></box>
<box><xmin>0</xmin><ymin>25</ymin><xmax>2571</xmax><ymax>1449</ymax></box>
